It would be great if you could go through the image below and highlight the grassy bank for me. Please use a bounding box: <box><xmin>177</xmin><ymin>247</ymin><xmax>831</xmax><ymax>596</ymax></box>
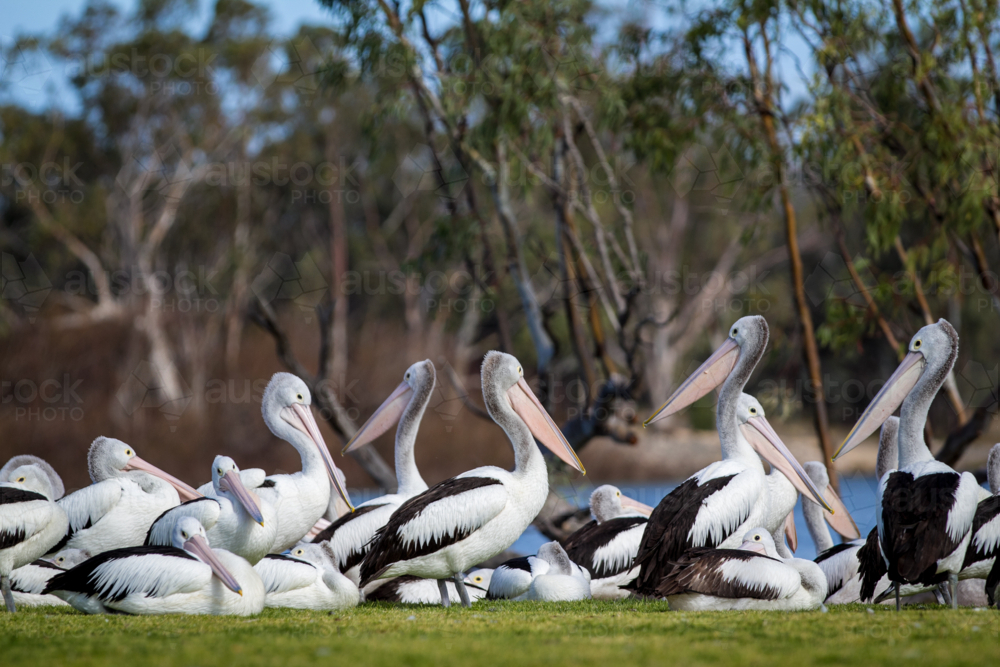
<box><xmin>1</xmin><ymin>602</ymin><xmax>997</xmax><ymax>667</ymax></box>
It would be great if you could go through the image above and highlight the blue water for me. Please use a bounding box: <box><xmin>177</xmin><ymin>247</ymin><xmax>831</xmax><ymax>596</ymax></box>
<box><xmin>349</xmin><ymin>475</ymin><xmax>989</xmax><ymax>560</ymax></box>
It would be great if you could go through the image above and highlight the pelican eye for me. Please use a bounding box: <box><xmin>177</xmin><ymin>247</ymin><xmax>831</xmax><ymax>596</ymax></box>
<box><xmin>295</xmin><ymin>549</ymin><xmax>304</xmax><ymax>556</ymax></box>
<box><xmin>750</xmin><ymin>408</ymin><xmax>757</xmax><ymax>415</ymax></box>
<box><xmin>754</xmin><ymin>535</ymin><xmax>761</xmax><ymax>541</ymax></box>
<box><xmin>517</xmin><ymin>366</ymin><xmax>522</xmax><ymax>376</ymax></box>
<box><xmin>16</xmin><ymin>476</ymin><xmax>25</xmax><ymax>483</ymax></box>
<box><xmin>732</xmin><ymin>328</ymin><xmax>738</xmax><ymax>336</ymax></box>
<box><xmin>217</xmin><ymin>468</ymin><xmax>224</xmax><ymax>475</ymax></box>
<box><xmin>125</xmin><ymin>449</ymin><xmax>133</xmax><ymax>456</ymax></box>
<box><xmin>913</xmin><ymin>340</ymin><xmax>922</xmax><ymax>350</ymax></box>
<box><xmin>296</xmin><ymin>393</ymin><xmax>304</xmax><ymax>402</ymax></box>
<box><xmin>405</xmin><ymin>372</ymin><xmax>411</xmax><ymax>380</ymax></box>
<box><xmin>181</xmin><ymin>532</ymin><xmax>188</xmax><ymax>539</ymax></box>
<box><xmin>474</xmin><ymin>576</ymin><xmax>482</xmax><ymax>582</ymax></box>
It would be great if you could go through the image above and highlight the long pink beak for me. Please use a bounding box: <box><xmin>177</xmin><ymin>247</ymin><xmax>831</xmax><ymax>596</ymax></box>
<box><xmin>284</xmin><ymin>403</ymin><xmax>354</xmax><ymax>511</ymax></box>
<box><xmin>833</xmin><ymin>351</ymin><xmax>924</xmax><ymax>460</ymax></box>
<box><xmin>740</xmin><ymin>540</ymin><xmax>769</xmax><ymax>556</ymax></box>
<box><xmin>184</xmin><ymin>534</ymin><xmax>242</xmax><ymax>595</ymax></box>
<box><xmin>741</xmin><ymin>415</ymin><xmax>834</xmax><ymax>513</ymax></box>
<box><xmin>784</xmin><ymin>512</ymin><xmax>798</xmax><ymax>553</ymax></box>
<box><xmin>620</xmin><ymin>495</ymin><xmax>654</xmax><ymax>517</ymax></box>
<box><xmin>645</xmin><ymin>337</ymin><xmax>739</xmax><ymax>426</ymax></box>
<box><xmin>219</xmin><ymin>471</ymin><xmax>265</xmax><ymax>526</ymax></box>
<box><xmin>821</xmin><ymin>480</ymin><xmax>860</xmax><ymax>540</ymax></box>
<box><xmin>125</xmin><ymin>456</ymin><xmax>202</xmax><ymax>502</ymax></box>
<box><xmin>507</xmin><ymin>378</ymin><xmax>585</xmax><ymax>474</ymax></box>
<box><xmin>342</xmin><ymin>381</ymin><xmax>412</xmax><ymax>454</ymax></box>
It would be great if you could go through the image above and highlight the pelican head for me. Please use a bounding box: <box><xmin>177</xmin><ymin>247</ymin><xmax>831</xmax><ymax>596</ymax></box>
<box><xmin>465</xmin><ymin>568</ymin><xmax>492</xmax><ymax>592</ymax></box>
<box><xmin>0</xmin><ymin>455</ymin><xmax>64</xmax><ymax>499</ymax></box>
<box><xmin>589</xmin><ymin>485</ymin><xmax>653</xmax><ymax>522</ymax></box>
<box><xmin>536</xmin><ymin>541</ymin><xmax>575</xmax><ymax>576</ymax></box>
<box><xmin>212</xmin><ymin>456</ymin><xmax>265</xmax><ymax>526</ymax></box>
<box><xmin>287</xmin><ymin>543</ymin><xmax>333</xmax><ymax>568</ymax></box>
<box><xmin>343</xmin><ymin>359</ymin><xmax>436</xmax><ymax>454</ymax></box>
<box><xmin>88</xmin><ymin>436</ymin><xmax>201</xmax><ymax>501</ymax></box>
<box><xmin>645</xmin><ymin>315</ymin><xmax>769</xmax><ymax>426</ymax></box>
<box><xmin>3</xmin><ymin>464</ymin><xmax>58</xmax><ymax>499</ymax></box>
<box><xmin>172</xmin><ymin>517</ymin><xmax>243</xmax><ymax>595</ymax></box>
<box><xmin>48</xmin><ymin>548</ymin><xmax>90</xmax><ymax>569</ymax></box>
<box><xmin>834</xmin><ymin>319</ymin><xmax>958</xmax><ymax>460</ymax></box>
<box><xmin>735</xmin><ymin>394</ymin><xmax>834</xmax><ymax>514</ymax></box>
<box><xmin>739</xmin><ymin>528</ymin><xmax>780</xmax><ymax>558</ymax></box>
<box><xmin>262</xmin><ymin>373</ymin><xmax>353</xmax><ymax>511</ymax></box>
<box><xmin>481</xmin><ymin>351</ymin><xmax>585</xmax><ymax>474</ymax></box>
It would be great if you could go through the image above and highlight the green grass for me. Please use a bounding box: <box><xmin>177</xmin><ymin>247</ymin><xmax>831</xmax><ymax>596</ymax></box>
<box><xmin>1</xmin><ymin>602</ymin><xmax>997</xmax><ymax>667</ymax></box>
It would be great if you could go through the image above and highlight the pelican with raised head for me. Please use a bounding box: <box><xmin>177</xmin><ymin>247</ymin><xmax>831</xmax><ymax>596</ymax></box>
<box><xmin>358</xmin><ymin>351</ymin><xmax>586</xmax><ymax>607</ymax></box>
<box><xmin>834</xmin><ymin>320</ymin><xmax>981</xmax><ymax>610</ymax></box>
<box><xmin>628</xmin><ymin>317</ymin><xmax>833</xmax><ymax>597</ymax></box>
<box><xmin>312</xmin><ymin>360</ymin><xmax>434</xmax><ymax>584</ymax></box>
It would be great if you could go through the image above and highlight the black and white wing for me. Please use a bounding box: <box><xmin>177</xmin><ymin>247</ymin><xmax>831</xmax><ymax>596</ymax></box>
<box><xmin>312</xmin><ymin>503</ymin><xmax>391</xmax><ymax>573</ymax></box>
<box><xmin>253</xmin><ymin>553</ymin><xmax>318</xmax><ymax>594</ymax></box>
<box><xmin>486</xmin><ymin>556</ymin><xmax>547</xmax><ymax>600</ymax></box>
<box><xmin>11</xmin><ymin>559</ymin><xmax>64</xmax><ymax>595</ymax></box>
<box><xmin>51</xmin><ymin>480</ymin><xmax>123</xmax><ymax>552</ymax></box>
<box><xmin>44</xmin><ymin>546</ymin><xmax>206</xmax><ymax>601</ymax></box>
<box><xmin>1</xmin><ymin>486</ymin><xmax>55</xmax><ymax>550</ymax></box>
<box><xmin>359</xmin><ymin>476</ymin><xmax>508</xmax><ymax>585</ymax></box>
<box><xmin>656</xmin><ymin>548</ymin><xmax>797</xmax><ymax>600</ymax></box>
<box><xmin>145</xmin><ymin>498</ymin><xmax>222</xmax><ymax>546</ymax></box>
<box><xmin>564</xmin><ymin>517</ymin><xmax>648</xmax><ymax>579</ymax></box>
<box><xmin>814</xmin><ymin>540</ymin><xmax>863</xmax><ymax>597</ymax></box>
<box><xmin>964</xmin><ymin>496</ymin><xmax>1000</xmax><ymax>570</ymax></box>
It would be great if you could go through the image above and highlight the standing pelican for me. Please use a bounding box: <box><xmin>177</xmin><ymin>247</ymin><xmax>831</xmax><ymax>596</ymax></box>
<box><xmin>256</xmin><ymin>373</ymin><xmax>354</xmax><ymax>552</ymax></box>
<box><xmin>629</xmin><ymin>317</ymin><xmax>832</xmax><ymax>596</ymax></box>
<box><xmin>146</xmin><ymin>457</ymin><xmax>277</xmax><ymax>564</ymax></box>
<box><xmin>359</xmin><ymin>352</ymin><xmax>586</xmax><ymax>607</ymax></box>
<box><xmin>656</xmin><ymin>528</ymin><xmax>828</xmax><ymax>610</ymax></box>
<box><xmin>10</xmin><ymin>549</ymin><xmax>90</xmax><ymax>608</ymax></box>
<box><xmin>53</xmin><ymin>437</ymin><xmax>201</xmax><ymax>555</ymax></box>
<box><xmin>45</xmin><ymin>516</ymin><xmax>263</xmax><ymax>616</ymax></box>
<box><xmin>562</xmin><ymin>485</ymin><xmax>653</xmax><ymax>599</ymax></box>
<box><xmin>254</xmin><ymin>543</ymin><xmax>359</xmax><ymax>611</ymax></box>
<box><xmin>312</xmin><ymin>360</ymin><xmax>433</xmax><ymax>583</ymax></box>
<box><xmin>964</xmin><ymin>444</ymin><xmax>1000</xmax><ymax>606</ymax></box>
<box><xmin>1</xmin><ymin>461</ymin><xmax>69</xmax><ymax>612</ymax></box>
<box><xmin>834</xmin><ymin>320</ymin><xmax>981</xmax><ymax>609</ymax></box>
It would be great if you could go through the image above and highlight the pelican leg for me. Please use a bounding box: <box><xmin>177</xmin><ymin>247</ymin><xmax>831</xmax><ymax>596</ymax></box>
<box><xmin>895</xmin><ymin>583</ymin><xmax>900</xmax><ymax>612</ymax></box>
<box><xmin>1</xmin><ymin>575</ymin><xmax>15</xmax><ymax>613</ymax></box>
<box><xmin>438</xmin><ymin>579</ymin><xmax>451</xmax><ymax>608</ymax></box>
<box><xmin>933</xmin><ymin>586</ymin><xmax>947</xmax><ymax>605</ymax></box>
<box><xmin>949</xmin><ymin>573</ymin><xmax>958</xmax><ymax>610</ymax></box>
<box><xmin>453</xmin><ymin>573</ymin><xmax>472</xmax><ymax>608</ymax></box>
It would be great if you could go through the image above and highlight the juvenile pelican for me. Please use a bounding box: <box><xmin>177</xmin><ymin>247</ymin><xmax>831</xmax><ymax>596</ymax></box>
<box><xmin>45</xmin><ymin>516</ymin><xmax>263</xmax><ymax>616</ymax></box>
<box><xmin>53</xmin><ymin>437</ymin><xmax>201</xmax><ymax>555</ymax></box>
<box><xmin>562</xmin><ymin>485</ymin><xmax>653</xmax><ymax>599</ymax></box>
<box><xmin>10</xmin><ymin>549</ymin><xmax>89</xmax><ymax>608</ymax></box>
<box><xmin>657</xmin><ymin>528</ymin><xmax>827</xmax><ymax>610</ymax></box>
<box><xmin>630</xmin><ymin>318</ymin><xmax>831</xmax><ymax>596</ymax></box>
<box><xmin>314</xmin><ymin>360</ymin><xmax>434</xmax><ymax>583</ymax></box>
<box><xmin>1</xmin><ymin>461</ymin><xmax>69</xmax><ymax>612</ymax></box>
<box><xmin>834</xmin><ymin>320</ymin><xmax>981</xmax><ymax>610</ymax></box>
<box><xmin>254</xmin><ymin>543</ymin><xmax>359</xmax><ymax>611</ymax></box>
<box><xmin>256</xmin><ymin>373</ymin><xmax>354</xmax><ymax>552</ymax></box>
<box><xmin>359</xmin><ymin>352</ymin><xmax>586</xmax><ymax>607</ymax></box>
<box><xmin>147</xmin><ymin>457</ymin><xmax>277</xmax><ymax>564</ymax></box>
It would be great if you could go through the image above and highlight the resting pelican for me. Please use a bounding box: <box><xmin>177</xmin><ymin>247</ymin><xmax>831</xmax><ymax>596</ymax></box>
<box><xmin>834</xmin><ymin>320</ymin><xmax>981</xmax><ymax>610</ymax></box>
<box><xmin>562</xmin><ymin>485</ymin><xmax>652</xmax><ymax>599</ymax></box>
<box><xmin>254</xmin><ymin>543</ymin><xmax>359</xmax><ymax>610</ymax></box>
<box><xmin>10</xmin><ymin>549</ymin><xmax>89</xmax><ymax>608</ymax></box>
<box><xmin>629</xmin><ymin>317</ymin><xmax>831</xmax><ymax>596</ymax></box>
<box><xmin>657</xmin><ymin>528</ymin><xmax>827</xmax><ymax>610</ymax></box>
<box><xmin>366</xmin><ymin>570</ymin><xmax>493</xmax><ymax>605</ymax></box>
<box><xmin>487</xmin><ymin>542</ymin><xmax>591</xmax><ymax>600</ymax></box>
<box><xmin>1</xmin><ymin>461</ymin><xmax>69</xmax><ymax>612</ymax></box>
<box><xmin>46</xmin><ymin>516</ymin><xmax>263</xmax><ymax>616</ymax></box>
<box><xmin>256</xmin><ymin>373</ymin><xmax>354</xmax><ymax>552</ymax></box>
<box><xmin>147</xmin><ymin>457</ymin><xmax>277</xmax><ymax>564</ymax></box>
<box><xmin>53</xmin><ymin>437</ymin><xmax>201</xmax><ymax>555</ymax></box>
<box><xmin>359</xmin><ymin>351</ymin><xmax>586</xmax><ymax>607</ymax></box>
<box><xmin>313</xmin><ymin>360</ymin><xmax>433</xmax><ymax>583</ymax></box>
<box><xmin>487</xmin><ymin>553</ymin><xmax>552</xmax><ymax>600</ymax></box>
<box><xmin>524</xmin><ymin>542</ymin><xmax>592</xmax><ymax>602</ymax></box>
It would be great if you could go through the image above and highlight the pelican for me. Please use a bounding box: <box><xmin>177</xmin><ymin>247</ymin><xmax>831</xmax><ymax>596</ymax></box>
<box><xmin>10</xmin><ymin>548</ymin><xmax>89</xmax><ymax>608</ymax></box>
<box><xmin>146</xmin><ymin>457</ymin><xmax>277</xmax><ymax>564</ymax></box>
<box><xmin>629</xmin><ymin>316</ymin><xmax>832</xmax><ymax>596</ymax></box>
<box><xmin>524</xmin><ymin>542</ymin><xmax>592</xmax><ymax>601</ymax></box>
<box><xmin>963</xmin><ymin>444</ymin><xmax>999</xmax><ymax>607</ymax></box>
<box><xmin>52</xmin><ymin>437</ymin><xmax>201</xmax><ymax>556</ymax></box>
<box><xmin>255</xmin><ymin>373</ymin><xmax>354</xmax><ymax>552</ymax></box>
<box><xmin>562</xmin><ymin>485</ymin><xmax>653</xmax><ymax>599</ymax></box>
<box><xmin>313</xmin><ymin>360</ymin><xmax>434</xmax><ymax>584</ymax></box>
<box><xmin>487</xmin><ymin>542</ymin><xmax>591</xmax><ymax>600</ymax></box>
<box><xmin>366</xmin><ymin>570</ymin><xmax>493</xmax><ymax>605</ymax></box>
<box><xmin>834</xmin><ymin>320</ymin><xmax>981</xmax><ymax>610</ymax></box>
<box><xmin>1</xmin><ymin>460</ymin><xmax>69</xmax><ymax>612</ymax></box>
<box><xmin>359</xmin><ymin>351</ymin><xmax>586</xmax><ymax>607</ymax></box>
<box><xmin>657</xmin><ymin>528</ymin><xmax>827</xmax><ymax>610</ymax></box>
<box><xmin>254</xmin><ymin>543</ymin><xmax>359</xmax><ymax>610</ymax></box>
<box><xmin>45</xmin><ymin>516</ymin><xmax>263</xmax><ymax>615</ymax></box>
<box><xmin>486</xmin><ymin>553</ymin><xmax>551</xmax><ymax>600</ymax></box>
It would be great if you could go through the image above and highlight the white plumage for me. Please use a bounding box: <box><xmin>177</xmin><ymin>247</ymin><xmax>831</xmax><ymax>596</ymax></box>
<box><xmin>10</xmin><ymin>549</ymin><xmax>90</xmax><ymax>608</ymax></box>
<box><xmin>254</xmin><ymin>543</ymin><xmax>359</xmax><ymax>611</ymax></box>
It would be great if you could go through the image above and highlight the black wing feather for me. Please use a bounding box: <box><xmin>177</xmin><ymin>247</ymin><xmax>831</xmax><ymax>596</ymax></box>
<box><xmin>655</xmin><ymin>548</ymin><xmax>783</xmax><ymax>600</ymax></box>
<box><xmin>312</xmin><ymin>503</ymin><xmax>389</xmax><ymax>572</ymax></box>
<box><xmin>963</xmin><ymin>496</ymin><xmax>1000</xmax><ymax>569</ymax></box>
<box><xmin>857</xmin><ymin>526</ymin><xmax>886</xmax><ymax>602</ymax></box>
<box><xmin>564</xmin><ymin>516</ymin><xmax>647</xmax><ymax>579</ymax></box>
<box><xmin>43</xmin><ymin>546</ymin><xmax>197</xmax><ymax>601</ymax></box>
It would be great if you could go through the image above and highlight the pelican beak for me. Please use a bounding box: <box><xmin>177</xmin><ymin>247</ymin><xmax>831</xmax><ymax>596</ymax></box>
<box><xmin>645</xmin><ymin>337</ymin><xmax>739</xmax><ymax>426</ymax></box>
<box><xmin>821</xmin><ymin>480</ymin><xmax>860</xmax><ymax>540</ymax></box>
<box><xmin>833</xmin><ymin>351</ymin><xmax>924</xmax><ymax>460</ymax></box>
<box><xmin>742</xmin><ymin>415</ymin><xmax>834</xmax><ymax>513</ymax></box>
<box><xmin>784</xmin><ymin>512</ymin><xmax>798</xmax><ymax>553</ymax></box>
<box><xmin>739</xmin><ymin>540</ymin><xmax>769</xmax><ymax>556</ymax></box>
<box><xmin>619</xmin><ymin>495</ymin><xmax>655</xmax><ymax>517</ymax></box>
<box><xmin>507</xmin><ymin>377</ymin><xmax>585</xmax><ymax>474</ymax></box>
<box><xmin>285</xmin><ymin>403</ymin><xmax>354</xmax><ymax>511</ymax></box>
<box><xmin>124</xmin><ymin>456</ymin><xmax>202</xmax><ymax>502</ymax></box>
<box><xmin>184</xmin><ymin>534</ymin><xmax>243</xmax><ymax>595</ymax></box>
<box><xmin>219</xmin><ymin>470</ymin><xmax>265</xmax><ymax>526</ymax></box>
<box><xmin>342</xmin><ymin>381</ymin><xmax>412</xmax><ymax>454</ymax></box>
